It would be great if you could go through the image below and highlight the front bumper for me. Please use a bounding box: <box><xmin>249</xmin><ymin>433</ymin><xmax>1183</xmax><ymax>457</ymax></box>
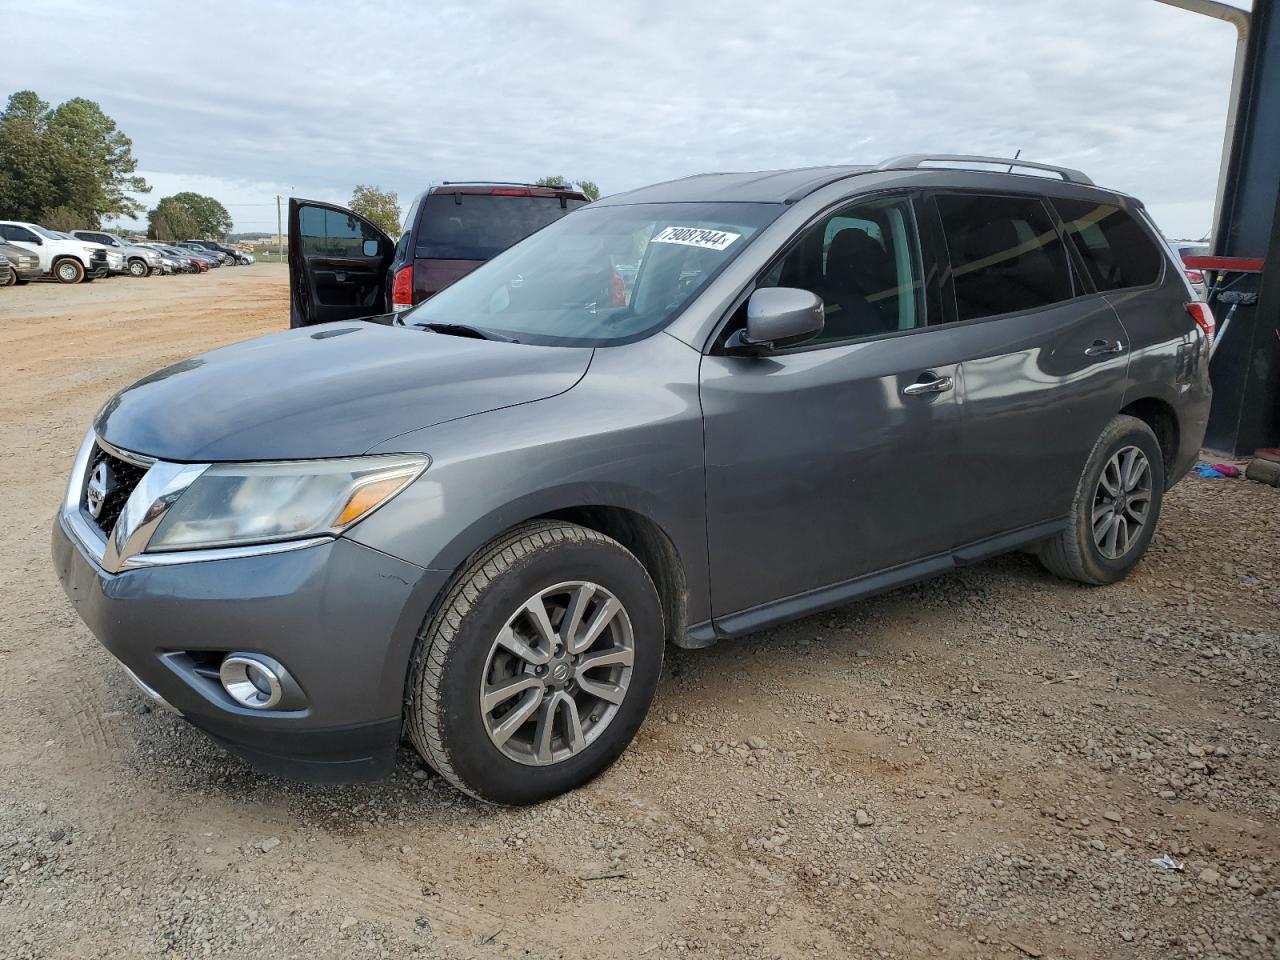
<box><xmin>52</xmin><ymin>513</ymin><xmax>447</xmax><ymax>782</ymax></box>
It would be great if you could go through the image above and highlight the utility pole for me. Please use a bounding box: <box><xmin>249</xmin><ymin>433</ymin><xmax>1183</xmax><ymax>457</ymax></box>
<box><xmin>276</xmin><ymin>195</ymin><xmax>283</xmax><ymax>262</ymax></box>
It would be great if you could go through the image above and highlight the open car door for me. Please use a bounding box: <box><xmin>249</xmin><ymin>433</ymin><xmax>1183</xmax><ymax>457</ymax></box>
<box><xmin>288</xmin><ymin>198</ymin><xmax>394</xmax><ymax>327</ymax></box>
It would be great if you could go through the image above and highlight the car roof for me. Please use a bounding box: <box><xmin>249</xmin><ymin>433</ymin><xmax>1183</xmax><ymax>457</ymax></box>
<box><xmin>592</xmin><ymin>157</ymin><xmax>1127</xmax><ymax>208</ymax></box>
<box><xmin>595</xmin><ymin>166</ymin><xmax>872</xmax><ymax>206</ymax></box>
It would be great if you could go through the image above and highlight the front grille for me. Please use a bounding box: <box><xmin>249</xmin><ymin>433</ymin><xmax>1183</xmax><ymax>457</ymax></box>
<box><xmin>83</xmin><ymin>445</ymin><xmax>148</xmax><ymax>537</ymax></box>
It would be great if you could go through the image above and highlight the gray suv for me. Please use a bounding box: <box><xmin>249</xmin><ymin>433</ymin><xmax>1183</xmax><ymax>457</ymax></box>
<box><xmin>52</xmin><ymin>155</ymin><xmax>1212</xmax><ymax>804</ymax></box>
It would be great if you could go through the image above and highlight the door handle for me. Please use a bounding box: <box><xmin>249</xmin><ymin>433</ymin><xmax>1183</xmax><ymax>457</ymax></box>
<box><xmin>1084</xmin><ymin>339</ymin><xmax>1125</xmax><ymax>357</ymax></box>
<box><xmin>902</xmin><ymin>374</ymin><xmax>954</xmax><ymax>396</ymax></box>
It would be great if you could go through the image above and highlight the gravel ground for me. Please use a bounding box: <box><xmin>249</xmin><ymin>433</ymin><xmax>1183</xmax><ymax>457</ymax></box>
<box><xmin>0</xmin><ymin>265</ymin><xmax>1276</xmax><ymax>960</ymax></box>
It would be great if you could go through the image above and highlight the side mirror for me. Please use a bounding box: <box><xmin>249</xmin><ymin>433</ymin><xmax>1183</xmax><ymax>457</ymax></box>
<box><xmin>733</xmin><ymin>287</ymin><xmax>824</xmax><ymax>351</ymax></box>
<box><xmin>362</xmin><ymin>239</ymin><xmax>379</xmax><ymax>257</ymax></box>
<box><xmin>29</xmin><ymin>236</ymin><xmax>43</xmax><ymax>246</ymax></box>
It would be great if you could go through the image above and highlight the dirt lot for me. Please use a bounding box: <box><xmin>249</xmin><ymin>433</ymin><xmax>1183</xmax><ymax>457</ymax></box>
<box><xmin>0</xmin><ymin>265</ymin><xmax>1276</xmax><ymax>960</ymax></box>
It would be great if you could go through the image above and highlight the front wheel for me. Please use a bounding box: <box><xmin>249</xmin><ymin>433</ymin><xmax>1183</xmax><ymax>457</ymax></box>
<box><xmin>1038</xmin><ymin>415</ymin><xmax>1165</xmax><ymax>585</ymax></box>
<box><xmin>54</xmin><ymin>258</ymin><xmax>85</xmax><ymax>284</ymax></box>
<box><xmin>128</xmin><ymin>259</ymin><xmax>148</xmax><ymax>277</ymax></box>
<box><xmin>407</xmin><ymin>521</ymin><xmax>664</xmax><ymax>805</ymax></box>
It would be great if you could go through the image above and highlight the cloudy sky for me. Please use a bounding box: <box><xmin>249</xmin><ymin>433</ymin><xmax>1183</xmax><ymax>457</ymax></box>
<box><xmin>7</xmin><ymin>0</ymin><xmax>1245</xmax><ymax>238</ymax></box>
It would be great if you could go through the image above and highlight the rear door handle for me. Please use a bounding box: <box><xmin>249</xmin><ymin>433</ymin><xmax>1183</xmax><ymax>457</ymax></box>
<box><xmin>1084</xmin><ymin>339</ymin><xmax>1125</xmax><ymax>357</ymax></box>
<box><xmin>902</xmin><ymin>373</ymin><xmax>954</xmax><ymax>396</ymax></box>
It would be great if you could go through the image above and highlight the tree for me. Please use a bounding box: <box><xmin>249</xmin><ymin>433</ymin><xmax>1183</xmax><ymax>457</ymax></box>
<box><xmin>349</xmin><ymin>184</ymin><xmax>402</xmax><ymax>237</ymax></box>
<box><xmin>0</xmin><ymin>90</ymin><xmax>149</xmax><ymax>227</ymax></box>
<box><xmin>146</xmin><ymin>192</ymin><xmax>232</xmax><ymax>240</ymax></box>
<box><xmin>536</xmin><ymin>175</ymin><xmax>600</xmax><ymax>200</ymax></box>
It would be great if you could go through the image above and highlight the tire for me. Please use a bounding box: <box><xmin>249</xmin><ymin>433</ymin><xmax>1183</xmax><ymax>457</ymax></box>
<box><xmin>1038</xmin><ymin>414</ymin><xmax>1165</xmax><ymax>585</ymax></box>
<box><xmin>407</xmin><ymin>520</ymin><xmax>664</xmax><ymax>805</ymax></box>
<box><xmin>128</xmin><ymin>259</ymin><xmax>148</xmax><ymax>277</ymax></box>
<box><xmin>1</xmin><ymin>270</ymin><xmax>14</xmax><ymax>287</ymax></box>
<box><xmin>54</xmin><ymin>258</ymin><xmax>85</xmax><ymax>284</ymax></box>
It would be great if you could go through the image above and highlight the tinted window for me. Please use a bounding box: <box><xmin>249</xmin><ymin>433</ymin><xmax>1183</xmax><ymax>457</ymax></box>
<box><xmin>936</xmin><ymin>194</ymin><xmax>1073</xmax><ymax>320</ymax></box>
<box><xmin>415</xmin><ymin>194</ymin><xmax>589</xmax><ymax>261</ymax></box>
<box><xmin>1053</xmin><ymin>198</ymin><xmax>1162</xmax><ymax>290</ymax></box>
<box><xmin>758</xmin><ymin>195</ymin><xmax>924</xmax><ymax>343</ymax></box>
<box><xmin>298</xmin><ymin>207</ymin><xmax>381</xmax><ymax>257</ymax></box>
<box><xmin>1</xmin><ymin>225</ymin><xmax>36</xmax><ymax>242</ymax></box>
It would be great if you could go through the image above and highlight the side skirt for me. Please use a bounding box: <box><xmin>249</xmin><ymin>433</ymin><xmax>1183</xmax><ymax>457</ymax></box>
<box><xmin>694</xmin><ymin>517</ymin><xmax>1067</xmax><ymax>644</ymax></box>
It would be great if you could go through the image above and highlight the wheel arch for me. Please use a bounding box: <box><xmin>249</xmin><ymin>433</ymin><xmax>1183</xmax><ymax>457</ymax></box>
<box><xmin>537</xmin><ymin>505</ymin><xmax>689</xmax><ymax>650</ymax></box>
<box><xmin>416</xmin><ymin>492</ymin><xmax>694</xmax><ymax>650</ymax></box>
<box><xmin>1119</xmin><ymin>394</ymin><xmax>1179</xmax><ymax>487</ymax></box>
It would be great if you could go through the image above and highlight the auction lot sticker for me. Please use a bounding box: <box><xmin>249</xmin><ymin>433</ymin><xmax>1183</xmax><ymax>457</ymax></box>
<box><xmin>651</xmin><ymin>226</ymin><xmax>741</xmax><ymax>251</ymax></box>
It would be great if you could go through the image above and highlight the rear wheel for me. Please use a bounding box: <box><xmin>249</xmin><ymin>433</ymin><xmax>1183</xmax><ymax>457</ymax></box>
<box><xmin>1038</xmin><ymin>415</ymin><xmax>1165</xmax><ymax>585</ymax></box>
<box><xmin>54</xmin><ymin>258</ymin><xmax>85</xmax><ymax>284</ymax></box>
<box><xmin>407</xmin><ymin>521</ymin><xmax>664</xmax><ymax>805</ymax></box>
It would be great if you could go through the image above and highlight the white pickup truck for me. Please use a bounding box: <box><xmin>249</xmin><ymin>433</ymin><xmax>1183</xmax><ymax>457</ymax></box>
<box><xmin>0</xmin><ymin>221</ymin><xmax>112</xmax><ymax>283</ymax></box>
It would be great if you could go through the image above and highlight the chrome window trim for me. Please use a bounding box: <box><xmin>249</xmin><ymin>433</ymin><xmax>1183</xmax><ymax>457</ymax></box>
<box><xmin>61</xmin><ymin>429</ymin><xmax>333</xmax><ymax>572</ymax></box>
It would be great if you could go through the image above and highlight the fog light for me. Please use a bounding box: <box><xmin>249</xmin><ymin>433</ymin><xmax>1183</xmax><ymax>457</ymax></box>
<box><xmin>219</xmin><ymin>654</ymin><xmax>284</xmax><ymax>710</ymax></box>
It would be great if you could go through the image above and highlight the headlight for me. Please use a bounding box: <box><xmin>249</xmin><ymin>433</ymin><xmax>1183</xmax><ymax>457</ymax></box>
<box><xmin>147</xmin><ymin>455</ymin><xmax>427</xmax><ymax>552</ymax></box>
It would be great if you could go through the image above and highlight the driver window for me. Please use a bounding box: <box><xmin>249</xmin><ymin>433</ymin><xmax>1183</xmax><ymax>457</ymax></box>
<box><xmin>758</xmin><ymin>195</ymin><xmax>924</xmax><ymax>345</ymax></box>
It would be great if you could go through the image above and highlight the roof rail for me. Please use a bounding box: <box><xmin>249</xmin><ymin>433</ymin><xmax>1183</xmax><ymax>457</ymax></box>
<box><xmin>875</xmin><ymin>154</ymin><xmax>1094</xmax><ymax>185</ymax></box>
<box><xmin>439</xmin><ymin>180</ymin><xmax>571</xmax><ymax>189</ymax></box>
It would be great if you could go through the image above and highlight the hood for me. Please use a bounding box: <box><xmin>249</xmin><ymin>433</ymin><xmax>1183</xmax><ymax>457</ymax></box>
<box><xmin>96</xmin><ymin>322</ymin><xmax>592</xmax><ymax>461</ymax></box>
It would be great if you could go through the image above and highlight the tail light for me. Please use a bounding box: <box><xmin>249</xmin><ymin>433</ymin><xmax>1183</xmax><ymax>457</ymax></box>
<box><xmin>1185</xmin><ymin>301</ymin><xmax>1215</xmax><ymax>337</ymax></box>
<box><xmin>1185</xmin><ymin>269</ymin><xmax>1204</xmax><ymax>285</ymax></box>
<box><xmin>391</xmin><ymin>265</ymin><xmax>413</xmax><ymax>311</ymax></box>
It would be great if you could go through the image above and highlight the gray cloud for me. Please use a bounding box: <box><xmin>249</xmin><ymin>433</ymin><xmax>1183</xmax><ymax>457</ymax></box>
<box><xmin>8</xmin><ymin>0</ymin><xmax>1243</xmax><ymax>236</ymax></box>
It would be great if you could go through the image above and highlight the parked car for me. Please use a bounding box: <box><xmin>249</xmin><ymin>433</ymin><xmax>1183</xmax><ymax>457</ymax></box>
<box><xmin>0</xmin><ymin>221</ymin><xmax>110</xmax><ymax>282</ymax></box>
<box><xmin>182</xmin><ymin>240</ymin><xmax>244</xmax><ymax>264</ymax></box>
<box><xmin>1170</xmin><ymin>241</ymin><xmax>1210</xmax><ymax>300</ymax></box>
<box><xmin>151</xmin><ymin>244</ymin><xmax>206</xmax><ymax>273</ymax></box>
<box><xmin>288</xmin><ymin>182</ymin><xmax>589</xmax><ymax>325</ymax></box>
<box><xmin>53</xmin><ymin>231</ymin><xmax>123</xmax><ymax>276</ymax></box>
<box><xmin>178</xmin><ymin>242</ymin><xmax>228</xmax><ymax>266</ymax></box>
<box><xmin>71</xmin><ymin>230</ymin><xmax>163</xmax><ymax>277</ymax></box>
<box><xmin>53</xmin><ymin>154</ymin><xmax>1211</xmax><ymax>804</ymax></box>
<box><xmin>0</xmin><ymin>239</ymin><xmax>42</xmax><ymax>285</ymax></box>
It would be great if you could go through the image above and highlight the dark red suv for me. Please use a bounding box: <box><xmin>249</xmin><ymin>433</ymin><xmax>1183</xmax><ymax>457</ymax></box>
<box><xmin>289</xmin><ymin>182</ymin><xmax>589</xmax><ymax>327</ymax></box>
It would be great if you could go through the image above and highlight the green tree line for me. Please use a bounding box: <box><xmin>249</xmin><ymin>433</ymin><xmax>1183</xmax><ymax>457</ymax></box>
<box><xmin>0</xmin><ymin>89</ymin><xmax>232</xmax><ymax>239</ymax></box>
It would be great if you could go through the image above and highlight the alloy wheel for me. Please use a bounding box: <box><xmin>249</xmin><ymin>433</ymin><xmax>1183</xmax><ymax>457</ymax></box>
<box><xmin>480</xmin><ymin>581</ymin><xmax>634</xmax><ymax>766</ymax></box>
<box><xmin>1092</xmin><ymin>445</ymin><xmax>1152</xmax><ymax>559</ymax></box>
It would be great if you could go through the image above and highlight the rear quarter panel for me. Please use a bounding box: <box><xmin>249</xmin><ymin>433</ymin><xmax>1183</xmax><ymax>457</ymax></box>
<box><xmin>1106</xmin><ymin>268</ymin><xmax>1211</xmax><ymax>483</ymax></box>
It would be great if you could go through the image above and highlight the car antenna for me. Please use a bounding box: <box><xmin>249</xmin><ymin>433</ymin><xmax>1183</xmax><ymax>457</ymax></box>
<box><xmin>1006</xmin><ymin>148</ymin><xmax>1022</xmax><ymax>173</ymax></box>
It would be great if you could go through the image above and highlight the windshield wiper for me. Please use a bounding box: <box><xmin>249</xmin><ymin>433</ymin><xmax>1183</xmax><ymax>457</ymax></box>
<box><xmin>411</xmin><ymin>321</ymin><xmax>519</xmax><ymax>343</ymax></box>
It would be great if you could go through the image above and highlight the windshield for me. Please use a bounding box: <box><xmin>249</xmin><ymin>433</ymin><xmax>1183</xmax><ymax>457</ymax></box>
<box><xmin>403</xmin><ymin>202</ymin><xmax>780</xmax><ymax>346</ymax></box>
<box><xmin>31</xmin><ymin>225</ymin><xmax>62</xmax><ymax>239</ymax></box>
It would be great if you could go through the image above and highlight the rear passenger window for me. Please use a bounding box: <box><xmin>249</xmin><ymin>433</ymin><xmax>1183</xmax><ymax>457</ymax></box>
<box><xmin>1052</xmin><ymin>198</ymin><xmax>1162</xmax><ymax>290</ymax></box>
<box><xmin>936</xmin><ymin>194</ymin><xmax>1074</xmax><ymax>321</ymax></box>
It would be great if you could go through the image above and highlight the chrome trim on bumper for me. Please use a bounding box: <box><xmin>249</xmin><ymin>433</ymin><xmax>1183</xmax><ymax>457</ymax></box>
<box><xmin>119</xmin><ymin>662</ymin><xmax>182</xmax><ymax>715</ymax></box>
